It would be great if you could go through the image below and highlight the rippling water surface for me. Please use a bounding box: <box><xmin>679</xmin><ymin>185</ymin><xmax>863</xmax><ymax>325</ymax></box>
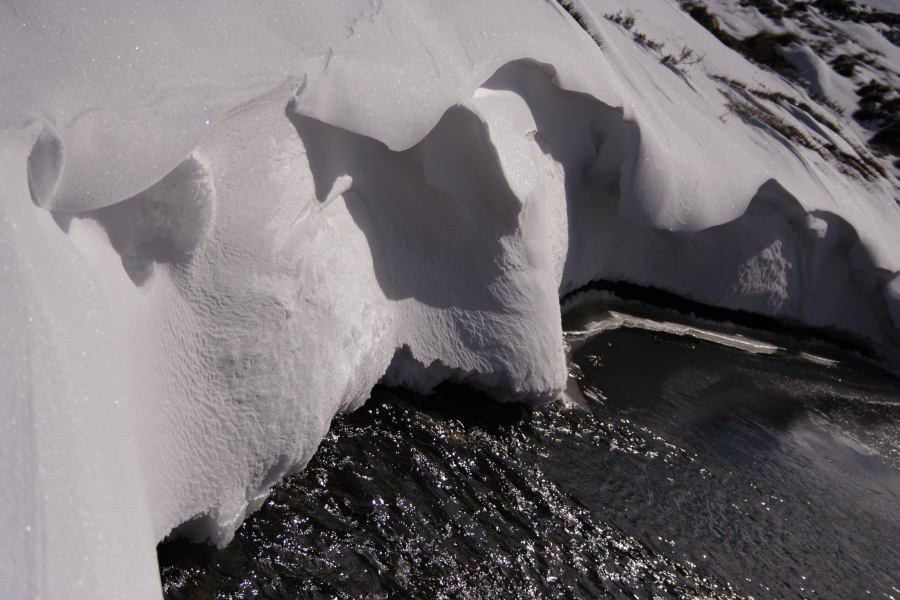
<box><xmin>159</xmin><ymin>300</ymin><xmax>900</xmax><ymax>599</ymax></box>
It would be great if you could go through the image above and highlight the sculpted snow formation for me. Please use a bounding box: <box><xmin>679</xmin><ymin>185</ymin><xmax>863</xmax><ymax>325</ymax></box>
<box><xmin>1</xmin><ymin>0</ymin><xmax>899</xmax><ymax>598</ymax></box>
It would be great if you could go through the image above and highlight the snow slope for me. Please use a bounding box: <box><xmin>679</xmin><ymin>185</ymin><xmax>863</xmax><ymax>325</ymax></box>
<box><xmin>1</xmin><ymin>0</ymin><xmax>898</xmax><ymax>598</ymax></box>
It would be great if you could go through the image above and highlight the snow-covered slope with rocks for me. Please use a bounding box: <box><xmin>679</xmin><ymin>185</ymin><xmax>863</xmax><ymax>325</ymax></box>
<box><xmin>1</xmin><ymin>0</ymin><xmax>898</xmax><ymax>598</ymax></box>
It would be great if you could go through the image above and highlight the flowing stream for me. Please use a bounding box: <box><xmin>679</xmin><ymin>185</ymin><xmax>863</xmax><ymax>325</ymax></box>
<box><xmin>159</xmin><ymin>296</ymin><xmax>900</xmax><ymax>599</ymax></box>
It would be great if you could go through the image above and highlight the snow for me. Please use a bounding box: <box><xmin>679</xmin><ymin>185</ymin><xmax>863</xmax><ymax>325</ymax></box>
<box><xmin>2</xmin><ymin>0</ymin><xmax>899</xmax><ymax>598</ymax></box>
<box><xmin>566</xmin><ymin>307</ymin><xmax>783</xmax><ymax>355</ymax></box>
<box><xmin>855</xmin><ymin>0</ymin><xmax>900</xmax><ymax>13</ymax></box>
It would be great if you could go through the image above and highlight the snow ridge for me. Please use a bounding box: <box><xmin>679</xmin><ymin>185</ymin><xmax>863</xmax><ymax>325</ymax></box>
<box><xmin>2</xmin><ymin>1</ymin><xmax>899</xmax><ymax>598</ymax></box>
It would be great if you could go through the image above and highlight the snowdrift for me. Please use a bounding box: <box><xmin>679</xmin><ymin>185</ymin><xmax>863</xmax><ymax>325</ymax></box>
<box><xmin>1</xmin><ymin>0</ymin><xmax>898</xmax><ymax>598</ymax></box>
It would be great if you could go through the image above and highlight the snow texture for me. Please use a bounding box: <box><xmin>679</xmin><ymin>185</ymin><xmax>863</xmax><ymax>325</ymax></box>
<box><xmin>1</xmin><ymin>0</ymin><xmax>899</xmax><ymax>598</ymax></box>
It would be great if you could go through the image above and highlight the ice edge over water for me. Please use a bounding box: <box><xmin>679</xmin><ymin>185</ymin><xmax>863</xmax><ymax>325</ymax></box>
<box><xmin>567</xmin><ymin>309</ymin><xmax>783</xmax><ymax>355</ymax></box>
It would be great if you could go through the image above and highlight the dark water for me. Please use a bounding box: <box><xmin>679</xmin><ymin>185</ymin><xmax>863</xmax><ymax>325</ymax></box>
<box><xmin>159</xmin><ymin>305</ymin><xmax>900</xmax><ymax>599</ymax></box>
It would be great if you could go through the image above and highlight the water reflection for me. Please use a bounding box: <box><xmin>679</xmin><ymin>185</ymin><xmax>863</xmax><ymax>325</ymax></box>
<box><xmin>568</xmin><ymin>326</ymin><xmax>900</xmax><ymax>598</ymax></box>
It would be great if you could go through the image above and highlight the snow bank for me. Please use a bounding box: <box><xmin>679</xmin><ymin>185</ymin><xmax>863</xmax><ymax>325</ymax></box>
<box><xmin>2</xmin><ymin>0</ymin><xmax>899</xmax><ymax>598</ymax></box>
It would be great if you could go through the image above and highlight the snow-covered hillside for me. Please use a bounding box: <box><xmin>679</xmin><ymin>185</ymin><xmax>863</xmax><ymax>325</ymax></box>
<box><xmin>1</xmin><ymin>0</ymin><xmax>898</xmax><ymax>598</ymax></box>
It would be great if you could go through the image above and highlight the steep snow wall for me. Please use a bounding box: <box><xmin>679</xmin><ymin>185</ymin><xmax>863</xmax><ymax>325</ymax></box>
<box><xmin>2</xmin><ymin>0</ymin><xmax>899</xmax><ymax>598</ymax></box>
